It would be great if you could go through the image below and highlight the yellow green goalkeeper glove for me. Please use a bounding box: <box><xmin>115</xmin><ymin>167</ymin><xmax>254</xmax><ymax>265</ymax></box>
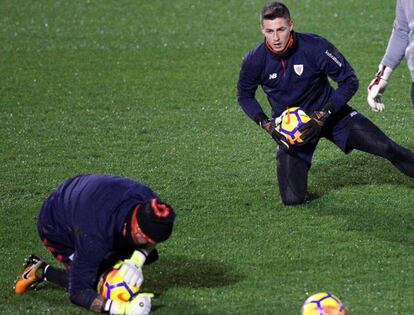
<box><xmin>105</xmin><ymin>293</ymin><xmax>154</xmax><ymax>315</ymax></box>
<box><xmin>118</xmin><ymin>251</ymin><xmax>146</xmax><ymax>287</ymax></box>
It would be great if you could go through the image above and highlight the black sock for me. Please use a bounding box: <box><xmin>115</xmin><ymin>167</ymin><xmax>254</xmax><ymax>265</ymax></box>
<box><xmin>44</xmin><ymin>265</ymin><xmax>69</xmax><ymax>290</ymax></box>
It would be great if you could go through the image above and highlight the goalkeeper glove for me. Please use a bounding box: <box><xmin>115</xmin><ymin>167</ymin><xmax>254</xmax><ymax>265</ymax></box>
<box><xmin>118</xmin><ymin>251</ymin><xmax>146</xmax><ymax>287</ymax></box>
<box><xmin>298</xmin><ymin>103</ymin><xmax>333</xmax><ymax>145</ymax></box>
<box><xmin>367</xmin><ymin>64</ymin><xmax>393</xmax><ymax>112</ymax></box>
<box><xmin>260</xmin><ymin>118</ymin><xmax>289</xmax><ymax>150</ymax></box>
<box><xmin>105</xmin><ymin>293</ymin><xmax>154</xmax><ymax>315</ymax></box>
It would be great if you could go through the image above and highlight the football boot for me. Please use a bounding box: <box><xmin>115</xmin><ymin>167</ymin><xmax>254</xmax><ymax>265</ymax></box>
<box><xmin>14</xmin><ymin>254</ymin><xmax>46</xmax><ymax>294</ymax></box>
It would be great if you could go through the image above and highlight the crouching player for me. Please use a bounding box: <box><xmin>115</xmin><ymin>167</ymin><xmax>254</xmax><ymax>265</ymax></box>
<box><xmin>237</xmin><ymin>2</ymin><xmax>414</xmax><ymax>205</ymax></box>
<box><xmin>14</xmin><ymin>174</ymin><xmax>176</xmax><ymax>314</ymax></box>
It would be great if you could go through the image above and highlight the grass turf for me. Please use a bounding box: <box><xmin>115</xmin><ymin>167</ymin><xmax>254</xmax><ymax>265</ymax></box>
<box><xmin>1</xmin><ymin>0</ymin><xmax>413</xmax><ymax>314</ymax></box>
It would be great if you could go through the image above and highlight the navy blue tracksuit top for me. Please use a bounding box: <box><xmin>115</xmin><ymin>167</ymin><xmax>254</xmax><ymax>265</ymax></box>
<box><xmin>237</xmin><ymin>32</ymin><xmax>359</xmax><ymax>122</ymax></box>
<box><xmin>37</xmin><ymin>174</ymin><xmax>158</xmax><ymax>309</ymax></box>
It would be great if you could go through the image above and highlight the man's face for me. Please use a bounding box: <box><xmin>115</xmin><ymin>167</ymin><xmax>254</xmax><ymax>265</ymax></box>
<box><xmin>261</xmin><ymin>18</ymin><xmax>293</xmax><ymax>53</ymax></box>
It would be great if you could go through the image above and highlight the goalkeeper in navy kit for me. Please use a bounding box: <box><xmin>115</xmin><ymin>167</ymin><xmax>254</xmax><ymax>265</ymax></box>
<box><xmin>237</xmin><ymin>2</ymin><xmax>414</xmax><ymax>205</ymax></box>
<box><xmin>14</xmin><ymin>174</ymin><xmax>176</xmax><ymax>314</ymax></box>
<box><xmin>367</xmin><ymin>0</ymin><xmax>414</xmax><ymax>111</ymax></box>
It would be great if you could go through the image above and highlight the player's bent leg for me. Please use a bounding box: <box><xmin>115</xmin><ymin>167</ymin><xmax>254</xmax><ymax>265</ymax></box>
<box><xmin>34</xmin><ymin>227</ymin><xmax>72</xmax><ymax>290</ymax></box>
<box><xmin>277</xmin><ymin>151</ymin><xmax>310</xmax><ymax>205</ymax></box>
<box><xmin>14</xmin><ymin>255</ymin><xmax>47</xmax><ymax>294</ymax></box>
<box><xmin>14</xmin><ymin>255</ymin><xmax>69</xmax><ymax>293</ymax></box>
<box><xmin>346</xmin><ymin>117</ymin><xmax>414</xmax><ymax>177</ymax></box>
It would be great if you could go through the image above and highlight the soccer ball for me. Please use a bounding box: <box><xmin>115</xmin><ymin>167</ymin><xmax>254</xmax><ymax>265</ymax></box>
<box><xmin>97</xmin><ymin>262</ymin><xmax>140</xmax><ymax>302</ymax></box>
<box><xmin>275</xmin><ymin>107</ymin><xmax>311</xmax><ymax>145</ymax></box>
<box><xmin>301</xmin><ymin>292</ymin><xmax>346</xmax><ymax>315</ymax></box>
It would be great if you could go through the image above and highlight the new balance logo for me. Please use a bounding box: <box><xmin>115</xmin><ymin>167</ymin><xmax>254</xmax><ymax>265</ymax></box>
<box><xmin>269</xmin><ymin>73</ymin><xmax>277</xmax><ymax>79</ymax></box>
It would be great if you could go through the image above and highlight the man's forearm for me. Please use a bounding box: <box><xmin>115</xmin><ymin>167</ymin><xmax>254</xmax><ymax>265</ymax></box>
<box><xmin>238</xmin><ymin>96</ymin><xmax>267</xmax><ymax>124</ymax></box>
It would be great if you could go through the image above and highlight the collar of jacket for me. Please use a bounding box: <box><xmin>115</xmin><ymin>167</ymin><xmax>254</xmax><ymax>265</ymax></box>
<box><xmin>265</xmin><ymin>31</ymin><xmax>298</xmax><ymax>59</ymax></box>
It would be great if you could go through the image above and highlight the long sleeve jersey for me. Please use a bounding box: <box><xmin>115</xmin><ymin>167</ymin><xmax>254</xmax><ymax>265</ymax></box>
<box><xmin>37</xmin><ymin>174</ymin><xmax>158</xmax><ymax>310</ymax></box>
<box><xmin>381</xmin><ymin>0</ymin><xmax>414</xmax><ymax>80</ymax></box>
<box><xmin>237</xmin><ymin>32</ymin><xmax>359</xmax><ymax>123</ymax></box>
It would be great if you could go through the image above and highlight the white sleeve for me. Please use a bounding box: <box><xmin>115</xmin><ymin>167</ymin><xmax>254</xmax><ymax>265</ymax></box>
<box><xmin>380</xmin><ymin>0</ymin><xmax>410</xmax><ymax>69</ymax></box>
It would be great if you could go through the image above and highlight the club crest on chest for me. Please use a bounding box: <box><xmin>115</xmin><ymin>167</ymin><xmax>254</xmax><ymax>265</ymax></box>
<box><xmin>294</xmin><ymin>64</ymin><xmax>304</xmax><ymax>76</ymax></box>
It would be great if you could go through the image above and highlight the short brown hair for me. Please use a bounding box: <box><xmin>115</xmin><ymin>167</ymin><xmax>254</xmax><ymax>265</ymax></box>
<box><xmin>260</xmin><ymin>2</ymin><xmax>291</xmax><ymax>23</ymax></box>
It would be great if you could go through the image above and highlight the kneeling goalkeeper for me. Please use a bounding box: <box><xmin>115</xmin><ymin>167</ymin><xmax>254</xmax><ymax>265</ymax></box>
<box><xmin>14</xmin><ymin>174</ymin><xmax>176</xmax><ymax>314</ymax></box>
<box><xmin>237</xmin><ymin>2</ymin><xmax>414</xmax><ymax>205</ymax></box>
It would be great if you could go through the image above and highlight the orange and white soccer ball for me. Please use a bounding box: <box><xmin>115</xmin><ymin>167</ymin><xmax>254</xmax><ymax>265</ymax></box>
<box><xmin>97</xmin><ymin>262</ymin><xmax>140</xmax><ymax>302</ymax></box>
<box><xmin>275</xmin><ymin>107</ymin><xmax>311</xmax><ymax>145</ymax></box>
<box><xmin>301</xmin><ymin>292</ymin><xmax>346</xmax><ymax>315</ymax></box>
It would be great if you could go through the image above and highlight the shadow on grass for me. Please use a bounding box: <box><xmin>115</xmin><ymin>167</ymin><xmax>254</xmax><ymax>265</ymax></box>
<box><xmin>141</xmin><ymin>255</ymin><xmax>242</xmax><ymax>314</ymax></box>
<box><xmin>303</xmin><ymin>153</ymin><xmax>414</xmax><ymax>245</ymax></box>
<box><xmin>150</xmin><ymin>300</ymin><xmax>208</xmax><ymax>315</ymax></box>
<box><xmin>143</xmin><ymin>254</ymin><xmax>242</xmax><ymax>293</ymax></box>
<box><xmin>309</xmin><ymin>199</ymin><xmax>414</xmax><ymax>245</ymax></box>
<box><xmin>295</xmin><ymin>150</ymin><xmax>414</xmax><ymax>245</ymax></box>
<box><xmin>309</xmin><ymin>152</ymin><xmax>414</xmax><ymax>196</ymax></box>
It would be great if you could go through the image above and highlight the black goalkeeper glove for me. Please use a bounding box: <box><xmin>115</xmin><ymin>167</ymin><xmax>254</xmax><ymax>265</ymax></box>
<box><xmin>260</xmin><ymin>118</ymin><xmax>289</xmax><ymax>150</ymax></box>
<box><xmin>298</xmin><ymin>102</ymin><xmax>334</xmax><ymax>145</ymax></box>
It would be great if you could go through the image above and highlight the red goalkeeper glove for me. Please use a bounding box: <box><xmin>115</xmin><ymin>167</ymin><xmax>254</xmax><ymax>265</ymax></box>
<box><xmin>367</xmin><ymin>64</ymin><xmax>393</xmax><ymax>112</ymax></box>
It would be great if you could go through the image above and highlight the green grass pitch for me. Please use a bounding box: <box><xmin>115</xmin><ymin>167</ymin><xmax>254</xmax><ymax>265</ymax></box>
<box><xmin>1</xmin><ymin>1</ymin><xmax>413</xmax><ymax>314</ymax></box>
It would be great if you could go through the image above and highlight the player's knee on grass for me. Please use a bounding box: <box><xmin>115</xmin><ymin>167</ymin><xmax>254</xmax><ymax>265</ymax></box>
<box><xmin>280</xmin><ymin>189</ymin><xmax>306</xmax><ymax>206</ymax></box>
<box><xmin>278</xmin><ymin>175</ymin><xmax>307</xmax><ymax>205</ymax></box>
<box><xmin>277</xmin><ymin>153</ymin><xmax>309</xmax><ymax>206</ymax></box>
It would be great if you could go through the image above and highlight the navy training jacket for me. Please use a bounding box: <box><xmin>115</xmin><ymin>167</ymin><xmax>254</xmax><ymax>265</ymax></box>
<box><xmin>237</xmin><ymin>32</ymin><xmax>359</xmax><ymax>122</ymax></box>
<box><xmin>37</xmin><ymin>174</ymin><xmax>158</xmax><ymax>309</ymax></box>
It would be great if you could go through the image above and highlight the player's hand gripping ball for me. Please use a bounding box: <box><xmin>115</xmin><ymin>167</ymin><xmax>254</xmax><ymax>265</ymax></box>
<box><xmin>97</xmin><ymin>261</ymin><xmax>140</xmax><ymax>302</ymax></box>
<box><xmin>275</xmin><ymin>107</ymin><xmax>311</xmax><ymax>145</ymax></box>
<box><xmin>301</xmin><ymin>292</ymin><xmax>346</xmax><ymax>315</ymax></box>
